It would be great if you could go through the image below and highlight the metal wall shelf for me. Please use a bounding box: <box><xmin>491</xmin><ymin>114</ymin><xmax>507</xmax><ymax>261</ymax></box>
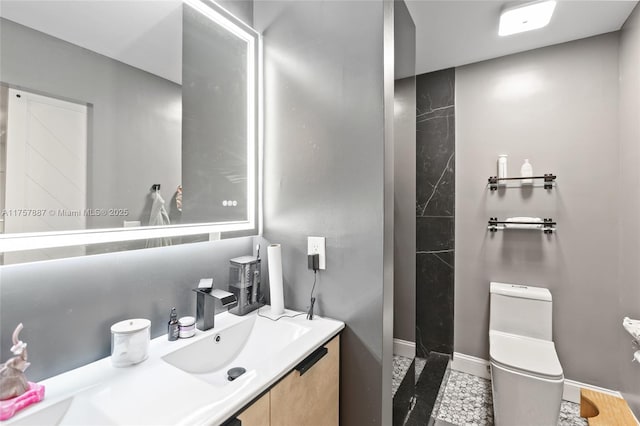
<box><xmin>488</xmin><ymin>174</ymin><xmax>556</xmax><ymax>191</ymax></box>
<box><xmin>488</xmin><ymin>217</ymin><xmax>556</xmax><ymax>234</ymax></box>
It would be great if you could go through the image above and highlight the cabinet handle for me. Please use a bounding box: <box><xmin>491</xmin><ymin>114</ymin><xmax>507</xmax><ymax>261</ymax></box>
<box><xmin>295</xmin><ymin>346</ymin><xmax>328</xmax><ymax>376</ymax></box>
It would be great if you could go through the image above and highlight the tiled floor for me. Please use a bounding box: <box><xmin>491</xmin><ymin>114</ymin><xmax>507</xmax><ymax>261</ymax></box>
<box><xmin>433</xmin><ymin>370</ymin><xmax>588</xmax><ymax>426</ymax></box>
<box><xmin>393</xmin><ymin>355</ymin><xmax>413</xmax><ymax>397</ymax></box>
<box><xmin>406</xmin><ymin>352</ymin><xmax>450</xmax><ymax>426</ymax></box>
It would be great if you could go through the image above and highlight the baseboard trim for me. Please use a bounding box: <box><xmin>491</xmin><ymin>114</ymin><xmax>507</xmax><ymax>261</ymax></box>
<box><xmin>562</xmin><ymin>379</ymin><xmax>623</xmax><ymax>404</ymax></box>
<box><xmin>452</xmin><ymin>351</ymin><xmax>623</xmax><ymax>404</ymax></box>
<box><xmin>393</xmin><ymin>338</ymin><xmax>416</xmax><ymax>358</ymax></box>
<box><xmin>451</xmin><ymin>352</ymin><xmax>491</xmax><ymax>379</ymax></box>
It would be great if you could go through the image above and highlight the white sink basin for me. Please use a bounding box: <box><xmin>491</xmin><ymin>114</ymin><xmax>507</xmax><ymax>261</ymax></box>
<box><xmin>162</xmin><ymin>313</ymin><xmax>311</xmax><ymax>386</ymax></box>
<box><xmin>5</xmin><ymin>308</ymin><xmax>343</xmax><ymax>426</ymax></box>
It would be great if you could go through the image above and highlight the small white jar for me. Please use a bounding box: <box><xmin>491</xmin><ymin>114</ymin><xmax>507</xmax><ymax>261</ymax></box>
<box><xmin>178</xmin><ymin>316</ymin><xmax>196</xmax><ymax>339</ymax></box>
<box><xmin>110</xmin><ymin>318</ymin><xmax>151</xmax><ymax>367</ymax></box>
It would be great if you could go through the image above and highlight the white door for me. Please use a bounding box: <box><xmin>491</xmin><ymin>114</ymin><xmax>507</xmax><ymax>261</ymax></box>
<box><xmin>4</xmin><ymin>88</ymin><xmax>87</xmax><ymax>263</ymax></box>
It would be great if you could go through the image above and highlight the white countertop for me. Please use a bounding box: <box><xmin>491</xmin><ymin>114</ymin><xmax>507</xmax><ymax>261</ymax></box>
<box><xmin>7</xmin><ymin>307</ymin><xmax>344</xmax><ymax>425</ymax></box>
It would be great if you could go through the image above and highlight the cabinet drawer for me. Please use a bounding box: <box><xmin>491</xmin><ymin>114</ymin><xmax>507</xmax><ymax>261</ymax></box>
<box><xmin>270</xmin><ymin>335</ymin><xmax>340</xmax><ymax>426</ymax></box>
<box><xmin>237</xmin><ymin>392</ymin><xmax>270</xmax><ymax>426</ymax></box>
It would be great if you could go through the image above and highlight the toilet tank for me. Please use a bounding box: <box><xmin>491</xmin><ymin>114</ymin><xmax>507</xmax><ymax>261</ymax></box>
<box><xmin>489</xmin><ymin>282</ymin><xmax>553</xmax><ymax>340</ymax></box>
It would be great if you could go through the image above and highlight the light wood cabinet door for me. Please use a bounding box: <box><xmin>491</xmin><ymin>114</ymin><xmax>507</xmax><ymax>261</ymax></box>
<box><xmin>237</xmin><ymin>392</ymin><xmax>270</xmax><ymax>426</ymax></box>
<box><xmin>270</xmin><ymin>336</ymin><xmax>340</xmax><ymax>426</ymax></box>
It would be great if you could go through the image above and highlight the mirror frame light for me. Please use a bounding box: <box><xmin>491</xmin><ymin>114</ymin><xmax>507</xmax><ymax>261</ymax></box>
<box><xmin>0</xmin><ymin>0</ymin><xmax>262</xmax><ymax>254</ymax></box>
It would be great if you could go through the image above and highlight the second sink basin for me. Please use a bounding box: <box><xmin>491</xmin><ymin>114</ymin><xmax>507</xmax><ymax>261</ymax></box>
<box><xmin>8</xmin><ymin>395</ymin><xmax>115</xmax><ymax>426</ymax></box>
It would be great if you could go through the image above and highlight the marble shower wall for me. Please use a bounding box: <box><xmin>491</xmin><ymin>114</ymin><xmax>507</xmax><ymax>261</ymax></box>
<box><xmin>416</xmin><ymin>68</ymin><xmax>455</xmax><ymax>357</ymax></box>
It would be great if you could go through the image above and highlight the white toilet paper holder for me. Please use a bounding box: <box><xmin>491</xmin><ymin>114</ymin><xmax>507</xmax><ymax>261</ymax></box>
<box><xmin>623</xmin><ymin>317</ymin><xmax>640</xmax><ymax>365</ymax></box>
<box><xmin>623</xmin><ymin>317</ymin><xmax>640</xmax><ymax>340</ymax></box>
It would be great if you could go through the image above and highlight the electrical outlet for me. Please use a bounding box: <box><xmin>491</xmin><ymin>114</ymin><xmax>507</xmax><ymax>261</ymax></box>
<box><xmin>307</xmin><ymin>236</ymin><xmax>326</xmax><ymax>270</ymax></box>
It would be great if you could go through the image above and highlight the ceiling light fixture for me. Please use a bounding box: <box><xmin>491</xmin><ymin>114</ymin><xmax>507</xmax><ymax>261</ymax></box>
<box><xmin>499</xmin><ymin>0</ymin><xmax>557</xmax><ymax>37</ymax></box>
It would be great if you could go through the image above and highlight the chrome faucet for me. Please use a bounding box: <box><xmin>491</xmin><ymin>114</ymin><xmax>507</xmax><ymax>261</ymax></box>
<box><xmin>193</xmin><ymin>286</ymin><xmax>237</xmax><ymax>331</ymax></box>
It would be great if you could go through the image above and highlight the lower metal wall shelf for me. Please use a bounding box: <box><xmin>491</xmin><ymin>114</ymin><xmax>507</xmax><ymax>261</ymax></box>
<box><xmin>488</xmin><ymin>217</ymin><xmax>556</xmax><ymax>234</ymax></box>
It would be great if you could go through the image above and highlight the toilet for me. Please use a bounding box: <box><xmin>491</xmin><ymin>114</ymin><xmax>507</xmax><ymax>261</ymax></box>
<box><xmin>489</xmin><ymin>282</ymin><xmax>564</xmax><ymax>425</ymax></box>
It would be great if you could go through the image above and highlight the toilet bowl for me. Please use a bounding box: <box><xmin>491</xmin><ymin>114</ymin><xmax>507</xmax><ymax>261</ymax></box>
<box><xmin>490</xmin><ymin>330</ymin><xmax>564</xmax><ymax>425</ymax></box>
<box><xmin>489</xmin><ymin>282</ymin><xmax>564</xmax><ymax>425</ymax></box>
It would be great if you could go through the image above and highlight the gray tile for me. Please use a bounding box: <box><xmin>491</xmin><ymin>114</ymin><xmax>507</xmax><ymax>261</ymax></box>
<box><xmin>558</xmin><ymin>400</ymin><xmax>588</xmax><ymax>426</ymax></box>
<box><xmin>393</xmin><ymin>355</ymin><xmax>413</xmax><ymax>397</ymax></box>
<box><xmin>407</xmin><ymin>353</ymin><xmax>449</xmax><ymax>426</ymax></box>
<box><xmin>416</xmin><ymin>250</ymin><xmax>454</xmax><ymax>357</ymax></box>
<box><xmin>433</xmin><ymin>371</ymin><xmax>587</xmax><ymax>426</ymax></box>
<box><xmin>415</xmin><ymin>68</ymin><xmax>455</xmax><ymax>361</ymax></box>
<box><xmin>416</xmin><ymin>68</ymin><xmax>455</xmax><ymax>218</ymax></box>
<box><xmin>432</xmin><ymin>420</ymin><xmax>457</xmax><ymax>426</ymax></box>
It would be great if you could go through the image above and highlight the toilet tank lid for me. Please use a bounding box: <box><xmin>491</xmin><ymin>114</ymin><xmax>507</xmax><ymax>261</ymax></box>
<box><xmin>490</xmin><ymin>282</ymin><xmax>552</xmax><ymax>301</ymax></box>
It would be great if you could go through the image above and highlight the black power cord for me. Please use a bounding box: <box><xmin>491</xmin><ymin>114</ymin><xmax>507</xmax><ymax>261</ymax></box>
<box><xmin>307</xmin><ymin>269</ymin><xmax>317</xmax><ymax>320</ymax></box>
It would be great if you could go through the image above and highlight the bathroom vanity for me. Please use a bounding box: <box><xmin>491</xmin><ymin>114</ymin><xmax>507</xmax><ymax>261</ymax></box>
<box><xmin>5</xmin><ymin>308</ymin><xmax>343</xmax><ymax>426</ymax></box>
<box><xmin>235</xmin><ymin>335</ymin><xmax>339</xmax><ymax>426</ymax></box>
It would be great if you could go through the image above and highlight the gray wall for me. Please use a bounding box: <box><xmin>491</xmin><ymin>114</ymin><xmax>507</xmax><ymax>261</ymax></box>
<box><xmin>217</xmin><ymin>0</ymin><xmax>253</xmax><ymax>26</ymax></box>
<box><xmin>394</xmin><ymin>0</ymin><xmax>415</xmax><ymax>81</ymax></box>
<box><xmin>0</xmin><ymin>237</ymin><xmax>254</xmax><ymax>381</ymax></box>
<box><xmin>393</xmin><ymin>3</ymin><xmax>416</xmax><ymax>344</ymax></box>
<box><xmin>393</xmin><ymin>77</ymin><xmax>416</xmax><ymax>343</ymax></box>
<box><xmin>381</xmin><ymin>2</ymin><xmax>394</xmax><ymax>421</ymax></box>
<box><xmin>618</xmin><ymin>4</ymin><xmax>640</xmax><ymax>415</ymax></box>
<box><xmin>0</xmin><ymin>86</ymin><xmax>6</xmax><ymax>222</ymax></box>
<box><xmin>254</xmin><ymin>1</ymin><xmax>390</xmax><ymax>424</ymax></box>
<box><xmin>455</xmin><ymin>34</ymin><xmax>622</xmax><ymax>390</ymax></box>
<box><xmin>0</xmin><ymin>18</ymin><xmax>182</xmax><ymax>230</ymax></box>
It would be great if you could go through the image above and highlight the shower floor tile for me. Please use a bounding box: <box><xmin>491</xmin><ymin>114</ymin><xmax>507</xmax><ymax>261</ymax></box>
<box><xmin>433</xmin><ymin>370</ymin><xmax>587</xmax><ymax>426</ymax></box>
<box><xmin>393</xmin><ymin>355</ymin><xmax>413</xmax><ymax>397</ymax></box>
<box><xmin>406</xmin><ymin>352</ymin><xmax>450</xmax><ymax>426</ymax></box>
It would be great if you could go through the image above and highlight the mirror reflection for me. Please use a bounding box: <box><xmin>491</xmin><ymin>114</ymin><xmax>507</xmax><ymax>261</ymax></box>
<box><xmin>0</xmin><ymin>0</ymin><xmax>257</xmax><ymax>261</ymax></box>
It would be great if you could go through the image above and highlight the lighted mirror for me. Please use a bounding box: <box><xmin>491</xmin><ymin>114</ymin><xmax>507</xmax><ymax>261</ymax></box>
<box><xmin>0</xmin><ymin>0</ymin><xmax>261</xmax><ymax>264</ymax></box>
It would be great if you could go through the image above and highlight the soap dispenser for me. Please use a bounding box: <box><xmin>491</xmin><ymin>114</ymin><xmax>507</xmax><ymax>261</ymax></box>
<box><xmin>497</xmin><ymin>155</ymin><xmax>508</xmax><ymax>179</ymax></box>
<box><xmin>168</xmin><ymin>308</ymin><xmax>179</xmax><ymax>341</ymax></box>
<box><xmin>521</xmin><ymin>159</ymin><xmax>533</xmax><ymax>184</ymax></box>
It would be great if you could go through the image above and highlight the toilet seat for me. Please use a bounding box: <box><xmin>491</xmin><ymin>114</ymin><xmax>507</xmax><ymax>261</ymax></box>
<box><xmin>490</xmin><ymin>330</ymin><xmax>563</xmax><ymax>380</ymax></box>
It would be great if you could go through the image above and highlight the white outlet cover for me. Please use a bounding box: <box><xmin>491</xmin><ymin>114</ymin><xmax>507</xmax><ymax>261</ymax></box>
<box><xmin>307</xmin><ymin>236</ymin><xmax>326</xmax><ymax>270</ymax></box>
